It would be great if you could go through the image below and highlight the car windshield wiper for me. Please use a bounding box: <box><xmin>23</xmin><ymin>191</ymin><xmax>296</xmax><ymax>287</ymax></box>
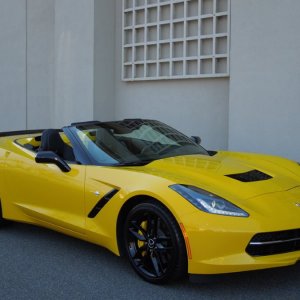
<box><xmin>115</xmin><ymin>159</ymin><xmax>155</xmax><ymax>167</ymax></box>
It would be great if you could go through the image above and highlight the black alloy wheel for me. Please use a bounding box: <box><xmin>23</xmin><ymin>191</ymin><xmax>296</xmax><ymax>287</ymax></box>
<box><xmin>124</xmin><ymin>202</ymin><xmax>187</xmax><ymax>284</ymax></box>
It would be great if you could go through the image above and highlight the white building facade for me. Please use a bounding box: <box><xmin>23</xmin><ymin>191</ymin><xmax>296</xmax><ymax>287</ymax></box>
<box><xmin>0</xmin><ymin>0</ymin><xmax>299</xmax><ymax>161</ymax></box>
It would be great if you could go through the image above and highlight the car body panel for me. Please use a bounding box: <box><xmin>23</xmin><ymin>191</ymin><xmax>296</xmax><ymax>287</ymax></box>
<box><xmin>1</xmin><ymin>142</ymin><xmax>86</xmax><ymax>234</ymax></box>
<box><xmin>0</xmin><ymin>122</ymin><xmax>300</xmax><ymax>276</ymax></box>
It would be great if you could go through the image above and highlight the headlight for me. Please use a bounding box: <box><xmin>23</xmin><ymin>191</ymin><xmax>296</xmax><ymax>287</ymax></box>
<box><xmin>170</xmin><ymin>184</ymin><xmax>249</xmax><ymax>217</ymax></box>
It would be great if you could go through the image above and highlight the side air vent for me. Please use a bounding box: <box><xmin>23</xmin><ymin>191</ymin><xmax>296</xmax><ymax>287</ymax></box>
<box><xmin>226</xmin><ymin>170</ymin><xmax>272</xmax><ymax>182</ymax></box>
<box><xmin>88</xmin><ymin>189</ymin><xmax>119</xmax><ymax>218</ymax></box>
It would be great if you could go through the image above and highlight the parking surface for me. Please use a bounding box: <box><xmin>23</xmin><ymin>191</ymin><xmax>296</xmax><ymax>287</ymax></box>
<box><xmin>0</xmin><ymin>223</ymin><xmax>299</xmax><ymax>300</ymax></box>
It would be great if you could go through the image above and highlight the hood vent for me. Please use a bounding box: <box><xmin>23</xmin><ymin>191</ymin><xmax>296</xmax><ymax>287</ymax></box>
<box><xmin>226</xmin><ymin>169</ymin><xmax>272</xmax><ymax>182</ymax></box>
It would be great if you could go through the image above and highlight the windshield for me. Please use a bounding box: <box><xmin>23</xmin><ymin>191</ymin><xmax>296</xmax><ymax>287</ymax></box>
<box><xmin>72</xmin><ymin>119</ymin><xmax>209</xmax><ymax>166</ymax></box>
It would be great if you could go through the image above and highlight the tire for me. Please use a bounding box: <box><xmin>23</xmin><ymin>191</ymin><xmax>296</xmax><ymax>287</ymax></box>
<box><xmin>123</xmin><ymin>201</ymin><xmax>187</xmax><ymax>284</ymax></box>
<box><xmin>0</xmin><ymin>202</ymin><xmax>7</xmax><ymax>226</ymax></box>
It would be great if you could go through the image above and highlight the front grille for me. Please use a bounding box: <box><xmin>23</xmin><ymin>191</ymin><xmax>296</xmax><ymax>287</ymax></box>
<box><xmin>246</xmin><ymin>229</ymin><xmax>300</xmax><ymax>256</ymax></box>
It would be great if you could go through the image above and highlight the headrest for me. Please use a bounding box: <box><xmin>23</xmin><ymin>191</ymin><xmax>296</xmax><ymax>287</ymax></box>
<box><xmin>40</xmin><ymin>129</ymin><xmax>65</xmax><ymax>156</ymax></box>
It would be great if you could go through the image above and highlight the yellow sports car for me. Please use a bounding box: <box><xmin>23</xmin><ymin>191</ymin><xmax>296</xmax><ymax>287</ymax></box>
<box><xmin>0</xmin><ymin>119</ymin><xmax>299</xmax><ymax>283</ymax></box>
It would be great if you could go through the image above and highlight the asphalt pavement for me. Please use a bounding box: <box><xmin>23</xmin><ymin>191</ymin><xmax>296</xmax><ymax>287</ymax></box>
<box><xmin>0</xmin><ymin>223</ymin><xmax>299</xmax><ymax>300</ymax></box>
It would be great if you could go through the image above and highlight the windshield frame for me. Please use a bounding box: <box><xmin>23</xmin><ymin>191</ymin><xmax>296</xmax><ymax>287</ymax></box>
<box><xmin>66</xmin><ymin>119</ymin><xmax>210</xmax><ymax>166</ymax></box>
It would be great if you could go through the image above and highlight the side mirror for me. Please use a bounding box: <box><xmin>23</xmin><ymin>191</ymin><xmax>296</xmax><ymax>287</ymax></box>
<box><xmin>191</xmin><ymin>136</ymin><xmax>201</xmax><ymax>145</ymax></box>
<box><xmin>35</xmin><ymin>151</ymin><xmax>71</xmax><ymax>172</ymax></box>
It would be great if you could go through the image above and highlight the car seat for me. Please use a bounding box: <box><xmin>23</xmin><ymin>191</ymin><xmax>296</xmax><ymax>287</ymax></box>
<box><xmin>39</xmin><ymin>129</ymin><xmax>75</xmax><ymax>161</ymax></box>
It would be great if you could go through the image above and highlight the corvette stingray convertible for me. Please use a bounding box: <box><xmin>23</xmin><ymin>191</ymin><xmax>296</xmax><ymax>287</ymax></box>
<box><xmin>0</xmin><ymin>119</ymin><xmax>300</xmax><ymax>283</ymax></box>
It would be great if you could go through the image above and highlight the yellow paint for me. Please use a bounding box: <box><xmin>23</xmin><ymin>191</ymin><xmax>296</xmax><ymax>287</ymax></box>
<box><xmin>0</xmin><ymin>133</ymin><xmax>300</xmax><ymax>275</ymax></box>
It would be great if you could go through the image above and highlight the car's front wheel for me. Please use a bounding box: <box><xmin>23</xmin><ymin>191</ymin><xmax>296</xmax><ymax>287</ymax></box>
<box><xmin>123</xmin><ymin>201</ymin><xmax>187</xmax><ymax>284</ymax></box>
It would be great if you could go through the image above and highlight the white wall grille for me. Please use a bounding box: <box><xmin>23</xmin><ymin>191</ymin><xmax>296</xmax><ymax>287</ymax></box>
<box><xmin>122</xmin><ymin>0</ymin><xmax>230</xmax><ymax>81</ymax></box>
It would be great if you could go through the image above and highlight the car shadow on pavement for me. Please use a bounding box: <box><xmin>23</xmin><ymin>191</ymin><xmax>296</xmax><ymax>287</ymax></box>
<box><xmin>1</xmin><ymin>223</ymin><xmax>299</xmax><ymax>300</ymax></box>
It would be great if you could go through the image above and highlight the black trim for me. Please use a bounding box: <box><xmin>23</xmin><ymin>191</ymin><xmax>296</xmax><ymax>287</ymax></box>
<box><xmin>246</xmin><ymin>229</ymin><xmax>300</xmax><ymax>256</ymax></box>
<box><xmin>226</xmin><ymin>169</ymin><xmax>272</xmax><ymax>182</ymax></box>
<box><xmin>88</xmin><ymin>189</ymin><xmax>119</xmax><ymax>218</ymax></box>
<box><xmin>71</xmin><ymin>121</ymin><xmax>101</xmax><ymax>127</ymax></box>
<box><xmin>123</xmin><ymin>118</ymin><xmax>143</xmax><ymax>122</ymax></box>
<box><xmin>0</xmin><ymin>129</ymin><xmax>44</xmax><ymax>138</ymax></box>
<box><xmin>208</xmin><ymin>150</ymin><xmax>218</xmax><ymax>156</ymax></box>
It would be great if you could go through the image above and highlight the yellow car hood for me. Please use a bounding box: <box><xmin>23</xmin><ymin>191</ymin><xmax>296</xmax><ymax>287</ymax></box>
<box><xmin>135</xmin><ymin>151</ymin><xmax>300</xmax><ymax>201</ymax></box>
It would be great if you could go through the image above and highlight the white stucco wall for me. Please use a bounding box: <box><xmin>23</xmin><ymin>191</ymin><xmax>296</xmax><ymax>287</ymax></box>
<box><xmin>0</xmin><ymin>0</ymin><xmax>26</xmax><ymax>131</ymax></box>
<box><xmin>1</xmin><ymin>0</ymin><xmax>299</xmax><ymax>160</ymax></box>
<box><xmin>53</xmin><ymin>0</ymin><xmax>94</xmax><ymax>127</ymax></box>
<box><xmin>0</xmin><ymin>0</ymin><xmax>95</xmax><ymax>131</ymax></box>
<box><xmin>114</xmin><ymin>1</ymin><xmax>229</xmax><ymax>150</ymax></box>
<box><xmin>94</xmin><ymin>0</ymin><xmax>116</xmax><ymax>121</ymax></box>
<box><xmin>27</xmin><ymin>0</ymin><xmax>54</xmax><ymax>129</ymax></box>
<box><xmin>229</xmin><ymin>0</ymin><xmax>300</xmax><ymax>161</ymax></box>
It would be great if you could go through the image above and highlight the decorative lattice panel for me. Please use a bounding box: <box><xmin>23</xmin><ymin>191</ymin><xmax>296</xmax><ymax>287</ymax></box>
<box><xmin>122</xmin><ymin>0</ymin><xmax>230</xmax><ymax>81</ymax></box>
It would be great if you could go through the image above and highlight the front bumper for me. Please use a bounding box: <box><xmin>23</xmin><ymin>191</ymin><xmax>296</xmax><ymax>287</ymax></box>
<box><xmin>185</xmin><ymin>224</ymin><xmax>300</xmax><ymax>275</ymax></box>
<box><xmin>181</xmin><ymin>188</ymin><xmax>300</xmax><ymax>275</ymax></box>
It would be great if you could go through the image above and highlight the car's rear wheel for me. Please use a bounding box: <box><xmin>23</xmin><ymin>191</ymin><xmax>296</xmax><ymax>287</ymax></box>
<box><xmin>123</xmin><ymin>201</ymin><xmax>187</xmax><ymax>284</ymax></box>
